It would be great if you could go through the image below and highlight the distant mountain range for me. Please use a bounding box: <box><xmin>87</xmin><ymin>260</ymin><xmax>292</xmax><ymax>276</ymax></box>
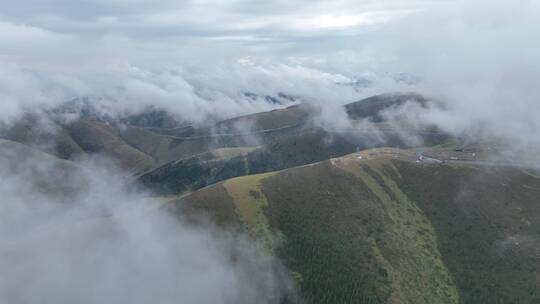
<box><xmin>2</xmin><ymin>92</ymin><xmax>538</xmax><ymax>303</ymax></box>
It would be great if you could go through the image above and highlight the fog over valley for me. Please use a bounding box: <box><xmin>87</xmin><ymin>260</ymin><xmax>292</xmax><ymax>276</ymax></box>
<box><xmin>1</xmin><ymin>0</ymin><xmax>539</xmax><ymax>303</ymax></box>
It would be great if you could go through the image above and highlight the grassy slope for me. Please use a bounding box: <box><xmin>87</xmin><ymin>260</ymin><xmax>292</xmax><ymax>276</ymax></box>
<box><xmin>388</xmin><ymin>161</ymin><xmax>540</xmax><ymax>304</ymax></box>
<box><xmin>137</xmin><ymin>129</ymin><xmax>363</xmax><ymax>195</ymax></box>
<box><xmin>345</xmin><ymin>92</ymin><xmax>427</xmax><ymax>121</ymax></box>
<box><xmin>211</xmin><ymin>147</ymin><xmax>258</xmax><ymax>159</ymax></box>
<box><xmin>67</xmin><ymin>120</ymin><xmax>156</xmax><ymax>174</ymax></box>
<box><xmin>214</xmin><ymin>104</ymin><xmax>311</xmax><ymax>133</ymax></box>
<box><xmin>138</xmin><ymin>125</ymin><xmax>450</xmax><ymax>196</ymax></box>
<box><xmin>129</xmin><ymin>93</ymin><xmax>436</xmax><ymax>167</ymax></box>
<box><xmin>223</xmin><ymin>173</ymin><xmax>276</xmax><ymax>248</ymax></box>
<box><xmin>120</xmin><ymin>126</ymin><xmax>169</xmax><ymax>158</ymax></box>
<box><xmin>261</xmin><ymin>161</ymin><xmax>392</xmax><ymax>303</ymax></box>
<box><xmin>138</xmin><ymin>147</ymin><xmax>254</xmax><ymax>194</ymax></box>
<box><xmin>171</xmin><ymin>149</ymin><xmax>540</xmax><ymax>303</ymax></box>
<box><xmin>335</xmin><ymin>157</ymin><xmax>458</xmax><ymax>303</ymax></box>
<box><xmin>167</xmin><ymin>182</ymin><xmax>241</xmax><ymax>227</ymax></box>
<box><xmin>136</xmin><ymin>92</ymin><xmax>451</xmax><ymax>195</ymax></box>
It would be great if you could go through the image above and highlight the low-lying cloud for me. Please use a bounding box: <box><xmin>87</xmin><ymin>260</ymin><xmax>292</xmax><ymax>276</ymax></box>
<box><xmin>367</xmin><ymin>0</ymin><xmax>540</xmax><ymax>156</ymax></box>
<box><xmin>0</xmin><ymin>62</ymin><xmax>368</xmax><ymax>125</ymax></box>
<box><xmin>0</xmin><ymin>150</ymin><xmax>292</xmax><ymax>303</ymax></box>
<box><xmin>2</xmin><ymin>0</ymin><xmax>537</xmax><ymax>155</ymax></box>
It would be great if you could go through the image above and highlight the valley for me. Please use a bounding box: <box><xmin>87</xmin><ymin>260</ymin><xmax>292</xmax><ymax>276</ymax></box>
<box><xmin>2</xmin><ymin>93</ymin><xmax>538</xmax><ymax>303</ymax></box>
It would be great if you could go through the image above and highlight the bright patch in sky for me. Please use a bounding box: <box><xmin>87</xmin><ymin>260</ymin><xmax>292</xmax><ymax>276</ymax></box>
<box><xmin>297</xmin><ymin>13</ymin><xmax>376</xmax><ymax>29</ymax></box>
<box><xmin>294</xmin><ymin>9</ymin><xmax>420</xmax><ymax>30</ymax></box>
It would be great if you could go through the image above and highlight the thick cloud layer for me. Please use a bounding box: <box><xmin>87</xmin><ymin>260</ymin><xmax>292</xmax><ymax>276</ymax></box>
<box><xmin>1</xmin><ymin>1</ymin><xmax>537</xmax><ymax>148</ymax></box>
<box><xmin>0</xmin><ymin>63</ymin><xmax>369</xmax><ymax>124</ymax></box>
<box><xmin>0</xmin><ymin>0</ymin><xmax>423</xmax><ymax>122</ymax></box>
<box><xmin>0</xmin><ymin>152</ymin><xmax>291</xmax><ymax>303</ymax></box>
<box><xmin>372</xmin><ymin>0</ymin><xmax>540</xmax><ymax>155</ymax></box>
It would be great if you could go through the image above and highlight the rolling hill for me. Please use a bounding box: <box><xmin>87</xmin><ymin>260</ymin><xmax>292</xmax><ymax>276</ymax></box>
<box><xmin>167</xmin><ymin>148</ymin><xmax>540</xmax><ymax>304</ymax></box>
<box><xmin>2</xmin><ymin>91</ymin><xmax>538</xmax><ymax>303</ymax></box>
<box><xmin>137</xmin><ymin>93</ymin><xmax>448</xmax><ymax>195</ymax></box>
<box><xmin>0</xmin><ymin>92</ymin><xmax>437</xmax><ymax>176</ymax></box>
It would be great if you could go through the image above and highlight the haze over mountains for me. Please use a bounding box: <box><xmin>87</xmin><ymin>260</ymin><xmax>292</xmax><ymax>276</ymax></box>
<box><xmin>1</xmin><ymin>0</ymin><xmax>539</xmax><ymax>303</ymax></box>
<box><xmin>2</xmin><ymin>90</ymin><xmax>540</xmax><ymax>303</ymax></box>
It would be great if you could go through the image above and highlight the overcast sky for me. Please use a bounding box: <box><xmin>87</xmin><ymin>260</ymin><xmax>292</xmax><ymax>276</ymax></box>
<box><xmin>1</xmin><ymin>0</ymin><xmax>537</xmax><ymax>76</ymax></box>
<box><xmin>0</xmin><ymin>0</ymin><xmax>434</xmax><ymax>120</ymax></box>
<box><xmin>1</xmin><ymin>0</ymin><xmax>539</xmax><ymax>151</ymax></box>
<box><xmin>0</xmin><ymin>0</ymin><xmax>431</xmax><ymax>68</ymax></box>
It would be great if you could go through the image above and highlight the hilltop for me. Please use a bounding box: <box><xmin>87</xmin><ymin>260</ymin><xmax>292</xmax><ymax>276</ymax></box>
<box><xmin>2</xmin><ymin>92</ymin><xmax>534</xmax><ymax>303</ymax></box>
<box><xmin>168</xmin><ymin>148</ymin><xmax>540</xmax><ymax>303</ymax></box>
<box><xmin>137</xmin><ymin>93</ymin><xmax>448</xmax><ymax>194</ymax></box>
<box><xmin>0</xmin><ymin>92</ymin><xmax>443</xmax><ymax>178</ymax></box>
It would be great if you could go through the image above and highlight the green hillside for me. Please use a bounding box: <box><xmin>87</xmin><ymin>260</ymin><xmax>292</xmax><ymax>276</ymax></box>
<box><xmin>138</xmin><ymin>127</ymin><xmax>449</xmax><ymax>195</ymax></box>
<box><xmin>66</xmin><ymin>120</ymin><xmax>156</xmax><ymax>174</ymax></box>
<box><xmin>169</xmin><ymin>149</ymin><xmax>540</xmax><ymax>303</ymax></box>
<box><xmin>2</xmin><ymin>92</ymin><xmax>538</xmax><ymax>303</ymax></box>
<box><xmin>1</xmin><ymin>92</ymin><xmax>443</xmax><ymax>176</ymax></box>
<box><xmin>137</xmin><ymin>93</ymin><xmax>450</xmax><ymax>195</ymax></box>
<box><xmin>345</xmin><ymin>92</ymin><xmax>428</xmax><ymax>121</ymax></box>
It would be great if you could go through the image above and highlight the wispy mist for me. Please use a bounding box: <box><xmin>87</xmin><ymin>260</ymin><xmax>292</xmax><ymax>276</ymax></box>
<box><xmin>2</xmin><ymin>0</ymin><xmax>538</xmax><ymax>153</ymax></box>
<box><xmin>0</xmin><ymin>146</ymin><xmax>292</xmax><ymax>303</ymax></box>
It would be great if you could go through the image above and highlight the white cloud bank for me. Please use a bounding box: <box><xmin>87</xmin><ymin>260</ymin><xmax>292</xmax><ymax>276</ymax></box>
<box><xmin>0</xmin><ymin>151</ymin><xmax>292</xmax><ymax>303</ymax></box>
<box><xmin>0</xmin><ymin>0</ymin><xmax>538</xmax><ymax>148</ymax></box>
